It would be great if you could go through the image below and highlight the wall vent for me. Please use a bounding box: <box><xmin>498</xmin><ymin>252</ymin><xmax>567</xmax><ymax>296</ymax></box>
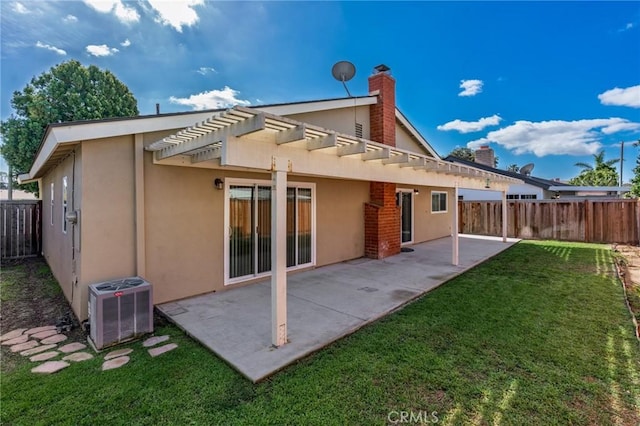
<box><xmin>355</xmin><ymin>122</ymin><xmax>363</xmax><ymax>138</ymax></box>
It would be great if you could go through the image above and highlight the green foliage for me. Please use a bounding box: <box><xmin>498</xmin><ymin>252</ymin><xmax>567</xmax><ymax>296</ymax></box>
<box><xmin>448</xmin><ymin>147</ymin><xmax>475</xmax><ymax>162</ymax></box>
<box><xmin>569</xmin><ymin>149</ymin><xmax>620</xmax><ymax>186</ymax></box>
<box><xmin>506</xmin><ymin>163</ymin><xmax>520</xmax><ymax>172</ymax></box>
<box><xmin>0</xmin><ymin>60</ymin><xmax>138</xmax><ymax>191</ymax></box>
<box><xmin>629</xmin><ymin>141</ymin><xmax>640</xmax><ymax>198</ymax></box>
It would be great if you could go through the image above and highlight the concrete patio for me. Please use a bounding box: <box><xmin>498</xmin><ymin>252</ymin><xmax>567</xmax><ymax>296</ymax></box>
<box><xmin>157</xmin><ymin>235</ymin><xmax>519</xmax><ymax>382</ymax></box>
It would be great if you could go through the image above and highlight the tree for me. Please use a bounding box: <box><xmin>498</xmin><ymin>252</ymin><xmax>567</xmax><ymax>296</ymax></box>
<box><xmin>506</xmin><ymin>164</ymin><xmax>520</xmax><ymax>173</ymax></box>
<box><xmin>568</xmin><ymin>149</ymin><xmax>620</xmax><ymax>186</ymax></box>
<box><xmin>448</xmin><ymin>147</ymin><xmax>475</xmax><ymax>162</ymax></box>
<box><xmin>629</xmin><ymin>140</ymin><xmax>640</xmax><ymax>198</ymax></box>
<box><xmin>0</xmin><ymin>60</ymin><xmax>138</xmax><ymax>192</ymax></box>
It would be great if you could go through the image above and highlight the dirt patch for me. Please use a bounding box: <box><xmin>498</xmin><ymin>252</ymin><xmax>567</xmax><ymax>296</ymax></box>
<box><xmin>1</xmin><ymin>257</ymin><xmax>86</xmax><ymax>373</ymax></box>
<box><xmin>612</xmin><ymin>244</ymin><xmax>640</xmax><ymax>339</ymax></box>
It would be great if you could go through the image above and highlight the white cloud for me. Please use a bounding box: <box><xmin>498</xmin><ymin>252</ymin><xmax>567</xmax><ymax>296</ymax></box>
<box><xmin>148</xmin><ymin>0</ymin><xmax>204</xmax><ymax>32</ymax></box>
<box><xmin>83</xmin><ymin>0</ymin><xmax>139</xmax><ymax>24</ymax></box>
<box><xmin>598</xmin><ymin>85</ymin><xmax>640</xmax><ymax>108</ymax></box>
<box><xmin>619</xmin><ymin>22</ymin><xmax>635</xmax><ymax>32</ymax></box>
<box><xmin>467</xmin><ymin>118</ymin><xmax>640</xmax><ymax>157</ymax></box>
<box><xmin>196</xmin><ymin>66</ymin><xmax>216</xmax><ymax>75</ymax></box>
<box><xmin>169</xmin><ymin>87</ymin><xmax>251</xmax><ymax>110</ymax></box>
<box><xmin>121</xmin><ymin>38</ymin><xmax>131</xmax><ymax>47</ymax></box>
<box><xmin>459</xmin><ymin>79</ymin><xmax>483</xmax><ymax>97</ymax></box>
<box><xmin>35</xmin><ymin>41</ymin><xmax>67</xmax><ymax>55</ymax></box>
<box><xmin>437</xmin><ymin>115</ymin><xmax>502</xmax><ymax>133</ymax></box>
<box><xmin>63</xmin><ymin>14</ymin><xmax>78</xmax><ymax>23</ymax></box>
<box><xmin>86</xmin><ymin>44</ymin><xmax>119</xmax><ymax>57</ymax></box>
<box><xmin>13</xmin><ymin>2</ymin><xmax>29</xmax><ymax>14</ymax></box>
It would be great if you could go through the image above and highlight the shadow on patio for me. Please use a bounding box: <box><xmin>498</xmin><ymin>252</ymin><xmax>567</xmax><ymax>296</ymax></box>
<box><xmin>158</xmin><ymin>235</ymin><xmax>519</xmax><ymax>382</ymax></box>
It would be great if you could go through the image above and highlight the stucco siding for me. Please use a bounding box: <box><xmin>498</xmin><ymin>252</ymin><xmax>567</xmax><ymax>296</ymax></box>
<box><xmin>413</xmin><ymin>186</ymin><xmax>454</xmax><ymax>242</ymax></box>
<box><xmin>286</xmin><ymin>106</ymin><xmax>370</xmax><ymax>139</ymax></box>
<box><xmin>395</xmin><ymin>124</ymin><xmax>430</xmax><ymax>155</ymax></box>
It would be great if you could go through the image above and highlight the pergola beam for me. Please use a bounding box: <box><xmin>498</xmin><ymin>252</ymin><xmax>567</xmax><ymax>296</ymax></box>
<box><xmin>307</xmin><ymin>133</ymin><xmax>337</xmax><ymax>151</ymax></box>
<box><xmin>276</xmin><ymin>124</ymin><xmax>306</xmax><ymax>145</ymax></box>
<box><xmin>362</xmin><ymin>147</ymin><xmax>390</xmax><ymax>161</ymax></box>
<box><xmin>382</xmin><ymin>153</ymin><xmax>409</xmax><ymax>165</ymax></box>
<box><xmin>191</xmin><ymin>147</ymin><xmax>222</xmax><ymax>163</ymax></box>
<box><xmin>337</xmin><ymin>142</ymin><xmax>367</xmax><ymax>157</ymax></box>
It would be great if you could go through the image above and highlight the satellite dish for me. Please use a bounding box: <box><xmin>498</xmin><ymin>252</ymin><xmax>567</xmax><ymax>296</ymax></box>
<box><xmin>520</xmin><ymin>163</ymin><xmax>535</xmax><ymax>176</ymax></box>
<box><xmin>332</xmin><ymin>61</ymin><xmax>356</xmax><ymax>97</ymax></box>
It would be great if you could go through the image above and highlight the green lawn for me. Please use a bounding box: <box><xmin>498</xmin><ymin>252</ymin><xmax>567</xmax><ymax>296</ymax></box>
<box><xmin>2</xmin><ymin>241</ymin><xmax>639</xmax><ymax>425</ymax></box>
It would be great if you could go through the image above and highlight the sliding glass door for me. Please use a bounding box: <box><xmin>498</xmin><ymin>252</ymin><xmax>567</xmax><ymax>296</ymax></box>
<box><xmin>228</xmin><ymin>181</ymin><xmax>314</xmax><ymax>282</ymax></box>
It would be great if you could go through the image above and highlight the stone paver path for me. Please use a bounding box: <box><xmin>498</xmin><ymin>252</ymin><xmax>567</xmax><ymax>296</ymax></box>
<box><xmin>143</xmin><ymin>335</ymin><xmax>170</xmax><ymax>347</ymax></box>
<box><xmin>32</xmin><ymin>361</ymin><xmax>70</xmax><ymax>374</ymax></box>
<box><xmin>41</xmin><ymin>334</ymin><xmax>67</xmax><ymax>345</ymax></box>
<box><xmin>2</xmin><ymin>334</ymin><xmax>29</xmax><ymax>346</ymax></box>
<box><xmin>102</xmin><ymin>356</ymin><xmax>130</xmax><ymax>371</ymax></box>
<box><xmin>10</xmin><ymin>340</ymin><xmax>39</xmax><ymax>352</ymax></box>
<box><xmin>59</xmin><ymin>342</ymin><xmax>87</xmax><ymax>353</ymax></box>
<box><xmin>104</xmin><ymin>348</ymin><xmax>133</xmax><ymax>360</ymax></box>
<box><xmin>30</xmin><ymin>351</ymin><xmax>59</xmax><ymax>362</ymax></box>
<box><xmin>63</xmin><ymin>352</ymin><xmax>93</xmax><ymax>362</ymax></box>
<box><xmin>0</xmin><ymin>328</ymin><xmax>27</xmax><ymax>342</ymax></box>
<box><xmin>31</xmin><ymin>329</ymin><xmax>59</xmax><ymax>340</ymax></box>
<box><xmin>148</xmin><ymin>343</ymin><xmax>178</xmax><ymax>357</ymax></box>
<box><xmin>25</xmin><ymin>325</ymin><xmax>56</xmax><ymax>335</ymax></box>
<box><xmin>21</xmin><ymin>344</ymin><xmax>58</xmax><ymax>356</ymax></box>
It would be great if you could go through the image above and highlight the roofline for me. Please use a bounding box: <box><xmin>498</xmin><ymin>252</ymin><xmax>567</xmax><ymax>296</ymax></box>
<box><xmin>548</xmin><ymin>185</ymin><xmax>630</xmax><ymax>192</ymax></box>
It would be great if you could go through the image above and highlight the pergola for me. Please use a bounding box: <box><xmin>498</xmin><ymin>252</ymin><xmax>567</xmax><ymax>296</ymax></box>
<box><xmin>146</xmin><ymin>106</ymin><xmax>521</xmax><ymax>347</ymax></box>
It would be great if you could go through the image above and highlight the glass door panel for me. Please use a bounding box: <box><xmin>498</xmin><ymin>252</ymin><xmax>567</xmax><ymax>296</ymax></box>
<box><xmin>400</xmin><ymin>192</ymin><xmax>412</xmax><ymax>244</ymax></box>
<box><xmin>229</xmin><ymin>186</ymin><xmax>254</xmax><ymax>279</ymax></box>
<box><xmin>297</xmin><ymin>188</ymin><xmax>312</xmax><ymax>264</ymax></box>
<box><xmin>256</xmin><ymin>186</ymin><xmax>272</xmax><ymax>274</ymax></box>
<box><xmin>286</xmin><ymin>188</ymin><xmax>296</xmax><ymax>267</ymax></box>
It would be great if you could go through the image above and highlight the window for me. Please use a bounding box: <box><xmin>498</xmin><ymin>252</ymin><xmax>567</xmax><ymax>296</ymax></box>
<box><xmin>521</xmin><ymin>194</ymin><xmax>537</xmax><ymax>200</ymax></box>
<box><xmin>507</xmin><ymin>194</ymin><xmax>519</xmax><ymax>200</ymax></box>
<box><xmin>50</xmin><ymin>183</ymin><xmax>54</xmax><ymax>226</ymax></box>
<box><xmin>62</xmin><ymin>176</ymin><xmax>68</xmax><ymax>233</ymax></box>
<box><xmin>225</xmin><ymin>179</ymin><xmax>315</xmax><ymax>284</ymax></box>
<box><xmin>431</xmin><ymin>191</ymin><xmax>448</xmax><ymax>213</ymax></box>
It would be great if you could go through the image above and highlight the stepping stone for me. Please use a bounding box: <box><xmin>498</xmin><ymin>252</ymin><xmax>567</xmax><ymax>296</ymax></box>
<box><xmin>10</xmin><ymin>340</ymin><xmax>39</xmax><ymax>352</ymax></box>
<box><xmin>0</xmin><ymin>328</ymin><xmax>27</xmax><ymax>342</ymax></box>
<box><xmin>59</xmin><ymin>342</ymin><xmax>87</xmax><ymax>354</ymax></box>
<box><xmin>30</xmin><ymin>351</ymin><xmax>59</xmax><ymax>362</ymax></box>
<box><xmin>2</xmin><ymin>334</ymin><xmax>29</xmax><ymax>346</ymax></box>
<box><xmin>41</xmin><ymin>334</ymin><xmax>67</xmax><ymax>345</ymax></box>
<box><xmin>31</xmin><ymin>329</ymin><xmax>59</xmax><ymax>340</ymax></box>
<box><xmin>25</xmin><ymin>325</ymin><xmax>56</xmax><ymax>335</ymax></box>
<box><xmin>104</xmin><ymin>348</ymin><xmax>133</xmax><ymax>360</ymax></box>
<box><xmin>102</xmin><ymin>356</ymin><xmax>130</xmax><ymax>371</ymax></box>
<box><xmin>63</xmin><ymin>352</ymin><xmax>93</xmax><ymax>362</ymax></box>
<box><xmin>148</xmin><ymin>343</ymin><xmax>178</xmax><ymax>357</ymax></box>
<box><xmin>20</xmin><ymin>344</ymin><xmax>57</xmax><ymax>356</ymax></box>
<box><xmin>31</xmin><ymin>361</ymin><xmax>69</xmax><ymax>374</ymax></box>
<box><xmin>143</xmin><ymin>335</ymin><xmax>170</xmax><ymax>347</ymax></box>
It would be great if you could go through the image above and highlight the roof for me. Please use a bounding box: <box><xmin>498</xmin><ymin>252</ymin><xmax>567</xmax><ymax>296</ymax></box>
<box><xmin>21</xmin><ymin>94</ymin><xmax>441</xmax><ymax>182</ymax></box>
<box><xmin>444</xmin><ymin>156</ymin><xmax>561</xmax><ymax>190</ymax></box>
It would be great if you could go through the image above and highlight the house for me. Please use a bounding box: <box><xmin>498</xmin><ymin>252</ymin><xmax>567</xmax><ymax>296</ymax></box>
<box><xmin>447</xmin><ymin>153</ymin><xmax>630</xmax><ymax>200</ymax></box>
<box><xmin>18</xmin><ymin>65</ymin><xmax>520</xmax><ymax>347</ymax></box>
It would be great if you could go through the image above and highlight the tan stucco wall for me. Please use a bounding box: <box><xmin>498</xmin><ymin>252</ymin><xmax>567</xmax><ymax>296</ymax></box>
<box><xmin>286</xmin><ymin>106</ymin><xmax>371</xmax><ymax>139</ymax></box>
<box><xmin>402</xmin><ymin>185</ymin><xmax>454</xmax><ymax>243</ymax></box>
<box><xmin>41</xmin><ymin>147</ymin><xmax>82</xmax><ymax>317</ymax></box>
<box><xmin>395</xmin><ymin>124</ymin><xmax>430</xmax><ymax>155</ymax></box>
<box><xmin>77</xmin><ymin>135</ymin><xmax>136</xmax><ymax>319</ymax></box>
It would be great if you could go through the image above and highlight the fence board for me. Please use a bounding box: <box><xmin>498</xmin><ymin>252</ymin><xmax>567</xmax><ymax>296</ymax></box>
<box><xmin>1</xmin><ymin>200</ymin><xmax>42</xmax><ymax>259</ymax></box>
<box><xmin>459</xmin><ymin>199</ymin><xmax>639</xmax><ymax>245</ymax></box>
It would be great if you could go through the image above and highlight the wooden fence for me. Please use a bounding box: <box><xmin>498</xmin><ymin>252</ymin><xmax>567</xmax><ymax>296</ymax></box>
<box><xmin>1</xmin><ymin>200</ymin><xmax>42</xmax><ymax>260</ymax></box>
<box><xmin>458</xmin><ymin>199</ymin><xmax>640</xmax><ymax>245</ymax></box>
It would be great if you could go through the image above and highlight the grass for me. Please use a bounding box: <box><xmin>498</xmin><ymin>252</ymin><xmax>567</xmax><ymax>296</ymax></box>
<box><xmin>2</xmin><ymin>241</ymin><xmax>639</xmax><ymax>425</ymax></box>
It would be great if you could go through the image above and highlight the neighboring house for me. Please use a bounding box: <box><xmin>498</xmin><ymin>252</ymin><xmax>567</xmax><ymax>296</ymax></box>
<box><xmin>19</xmin><ymin>65</ymin><xmax>519</xmax><ymax>346</ymax></box>
<box><xmin>447</xmin><ymin>156</ymin><xmax>630</xmax><ymax>200</ymax></box>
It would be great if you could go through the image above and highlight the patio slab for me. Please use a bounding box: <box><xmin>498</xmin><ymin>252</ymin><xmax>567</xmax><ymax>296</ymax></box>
<box><xmin>158</xmin><ymin>235</ymin><xmax>518</xmax><ymax>382</ymax></box>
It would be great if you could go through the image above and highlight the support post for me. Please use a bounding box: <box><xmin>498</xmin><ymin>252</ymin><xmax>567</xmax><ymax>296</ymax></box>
<box><xmin>452</xmin><ymin>184</ymin><xmax>459</xmax><ymax>266</ymax></box>
<box><xmin>271</xmin><ymin>157</ymin><xmax>289</xmax><ymax>347</ymax></box>
<box><xmin>502</xmin><ymin>190</ymin><xmax>508</xmax><ymax>242</ymax></box>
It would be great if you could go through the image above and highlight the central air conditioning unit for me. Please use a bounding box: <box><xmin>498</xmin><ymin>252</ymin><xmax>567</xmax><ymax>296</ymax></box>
<box><xmin>88</xmin><ymin>277</ymin><xmax>153</xmax><ymax>350</ymax></box>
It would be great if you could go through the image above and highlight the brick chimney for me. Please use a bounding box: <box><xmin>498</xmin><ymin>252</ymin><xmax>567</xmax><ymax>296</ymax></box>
<box><xmin>475</xmin><ymin>145</ymin><xmax>495</xmax><ymax>167</ymax></box>
<box><xmin>364</xmin><ymin>64</ymin><xmax>400</xmax><ymax>259</ymax></box>
<box><xmin>368</xmin><ymin>64</ymin><xmax>396</xmax><ymax>147</ymax></box>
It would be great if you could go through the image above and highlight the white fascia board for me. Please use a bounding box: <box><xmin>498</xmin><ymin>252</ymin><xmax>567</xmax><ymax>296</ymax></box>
<box><xmin>25</xmin><ymin>112</ymin><xmax>217</xmax><ymax>179</ymax></box>
<box><xmin>394</xmin><ymin>109</ymin><xmax>441</xmax><ymax>160</ymax></box>
<box><xmin>255</xmin><ymin>97</ymin><xmax>378</xmax><ymax>116</ymax></box>
<box><xmin>549</xmin><ymin>185</ymin><xmax>630</xmax><ymax>192</ymax></box>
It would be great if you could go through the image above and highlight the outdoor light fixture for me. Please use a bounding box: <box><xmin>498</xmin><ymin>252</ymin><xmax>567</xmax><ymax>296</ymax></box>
<box><xmin>485</xmin><ymin>178</ymin><xmax>491</xmax><ymax>189</ymax></box>
<box><xmin>414</xmin><ymin>188</ymin><xmax>420</xmax><ymax>195</ymax></box>
<box><xmin>214</xmin><ymin>178</ymin><xmax>224</xmax><ymax>190</ymax></box>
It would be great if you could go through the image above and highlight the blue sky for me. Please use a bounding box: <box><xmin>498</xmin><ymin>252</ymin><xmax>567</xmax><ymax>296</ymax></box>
<box><xmin>1</xmin><ymin>1</ymin><xmax>639</xmax><ymax>182</ymax></box>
